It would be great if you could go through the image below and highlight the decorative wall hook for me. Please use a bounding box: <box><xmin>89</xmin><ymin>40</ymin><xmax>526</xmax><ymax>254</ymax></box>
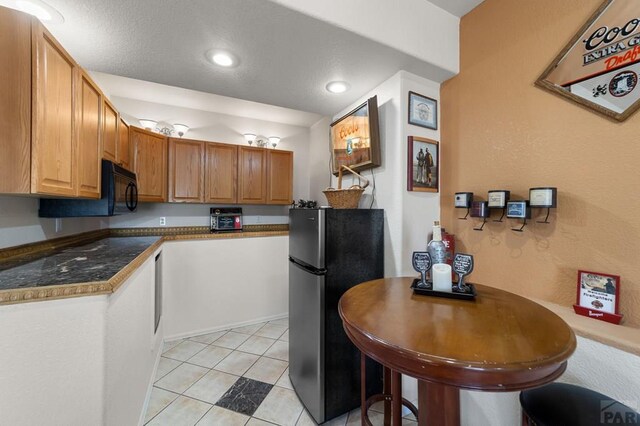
<box><xmin>507</xmin><ymin>200</ymin><xmax>531</xmax><ymax>232</ymax></box>
<box><xmin>455</xmin><ymin>192</ymin><xmax>473</xmax><ymax>220</ymax></box>
<box><xmin>471</xmin><ymin>201</ymin><xmax>489</xmax><ymax>231</ymax></box>
<box><xmin>487</xmin><ymin>190</ymin><xmax>510</xmax><ymax>222</ymax></box>
<box><xmin>529</xmin><ymin>187</ymin><xmax>557</xmax><ymax>224</ymax></box>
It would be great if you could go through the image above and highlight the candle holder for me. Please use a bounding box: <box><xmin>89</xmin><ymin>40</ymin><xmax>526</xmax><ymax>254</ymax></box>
<box><xmin>488</xmin><ymin>190</ymin><xmax>510</xmax><ymax>222</ymax></box>
<box><xmin>470</xmin><ymin>201</ymin><xmax>489</xmax><ymax>231</ymax></box>
<box><xmin>455</xmin><ymin>192</ymin><xmax>473</xmax><ymax>220</ymax></box>
<box><xmin>529</xmin><ymin>187</ymin><xmax>557</xmax><ymax>224</ymax></box>
<box><xmin>507</xmin><ymin>200</ymin><xmax>531</xmax><ymax>232</ymax></box>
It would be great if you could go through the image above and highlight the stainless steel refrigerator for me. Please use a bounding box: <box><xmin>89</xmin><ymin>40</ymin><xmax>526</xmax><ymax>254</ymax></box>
<box><xmin>288</xmin><ymin>208</ymin><xmax>384</xmax><ymax>423</ymax></box>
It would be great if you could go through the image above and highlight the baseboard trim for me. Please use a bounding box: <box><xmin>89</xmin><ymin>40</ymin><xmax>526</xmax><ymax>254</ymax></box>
<box><xmin>163</xmin><ymin>313</ymin><xmax>289</xmax><ymax>342</ymax></box>
<box><xmin>138</xmin><ymin>326</ymin><xmax>164</xmax><ymax>426</ymax></box>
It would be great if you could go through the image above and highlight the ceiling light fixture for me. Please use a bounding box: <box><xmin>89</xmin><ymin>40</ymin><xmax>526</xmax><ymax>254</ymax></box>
<box><xmin>268</xmin><ymin>137</ymin><xmax>280</xmax><ymax>148</ymax></box>
<box><xmin>205</xmin><ymin>49</ymin><xmax>239</xmax><ymax>68</ymax></box>
<box><xmin>244</xmin><ymin>133</ymin><xmax>279</xmax><ymax>148</ymax></box>
<box><xmin>139</xmin><ymin>119</ymin><xmax>158</xmax><ymax>130</ymax></box>
<box><xmin>243</xmin><ymin>133</ymin><xmax>257</xmax><ymax>145</ymax></box>
<box><xmin>173</xmin><ymin>124</ymin><xmax>190</xmax><ymax>138</ymax></box>
<box><xmin>326</xmin><ymin>81</ymin><xmax>350</xmax><ymax>94</ymax></box>
<box><xmin>15</xmin><ymin>0</ymin><xmax>64</xmax><ymax>24</ymax></box>
<box><xmin>139</xmin><ymin>120</ymin><xmax>190</xmax><ymax>138</ymax></box>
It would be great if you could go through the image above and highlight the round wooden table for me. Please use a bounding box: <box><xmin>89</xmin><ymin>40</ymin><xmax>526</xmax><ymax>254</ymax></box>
<box><xmin>338</xmin><ymin>277</ymin><xmax>576</xmax><ymax>426</ymax></box>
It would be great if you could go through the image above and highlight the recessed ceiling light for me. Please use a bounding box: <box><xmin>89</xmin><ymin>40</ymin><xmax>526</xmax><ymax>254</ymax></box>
<box><xmin>326</xmin><ymin>81</ymin><xmax>350</xmax><ymax>94</ymax></box>
<box><xmin>15</xmin><ymin>0</ymin><xmax>64</xmax><ymax>24</ymax></box>
<box><xmin>205</xmin><ymin>49</ymin><xmax>238</xmax><ymax>68</ymax></box>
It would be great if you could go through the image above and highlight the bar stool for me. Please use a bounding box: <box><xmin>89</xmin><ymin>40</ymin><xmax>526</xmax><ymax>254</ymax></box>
<box><xmin>520</xmin><ymin>383</ymin><xmax>640</xmax><ymax>425</ymax></box>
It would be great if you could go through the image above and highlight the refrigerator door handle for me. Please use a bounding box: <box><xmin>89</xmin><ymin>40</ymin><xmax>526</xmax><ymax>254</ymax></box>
<box><xmin>289</xmin><ymin>256</ymin><xmax>327</xmax><ymax>275</ymax></box>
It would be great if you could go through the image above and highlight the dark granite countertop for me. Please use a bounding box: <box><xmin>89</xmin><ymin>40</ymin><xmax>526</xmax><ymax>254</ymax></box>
<box><xmin>0</xmin><ymin>237</ymin><xmax>160</xmax><ymax>291</ymax></box>
<box><xmin>0</xmin><ymin>226</ymin><xmax>287</xmax><ymax>304</ymax></box>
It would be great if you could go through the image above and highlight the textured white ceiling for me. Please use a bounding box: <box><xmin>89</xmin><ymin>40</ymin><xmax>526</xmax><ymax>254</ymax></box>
<box><xmin>35</xmin><ymin>0</ymin><xmax>454</xmax><ymax>116</ymax></box>
<box><xmin>427</xmin><ymin>0</ymin><xmax>484</xmax><ymax>17</ymax></box>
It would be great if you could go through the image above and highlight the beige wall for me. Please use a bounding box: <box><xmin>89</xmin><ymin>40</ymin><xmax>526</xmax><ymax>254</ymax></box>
<box><xmin>441</xmin><ymin>0</ymin><xmax>640</xmax><ymax>327</ymax></box>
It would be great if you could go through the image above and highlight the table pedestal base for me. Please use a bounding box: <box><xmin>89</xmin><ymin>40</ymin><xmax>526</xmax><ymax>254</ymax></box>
<box><xmin>417</xmin><ymin>380</ymin><xmax>460</xmax><ymax>426</ymax></box>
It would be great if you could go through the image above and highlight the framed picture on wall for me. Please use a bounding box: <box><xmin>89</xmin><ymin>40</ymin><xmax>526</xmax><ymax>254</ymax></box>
<box><xmin>408</xmin><ymin>91</ymin><xmax>437</xmax><ymax>130</ymax></box>
<box><xmin>330</xmin><ymin>96</ymin><xmax>381</xmax><ymax>175</ymax></box>
<box><xmin>407</xmin><ymin>136</ymin><xmax>438</xmax><ymax>193</ymax></box>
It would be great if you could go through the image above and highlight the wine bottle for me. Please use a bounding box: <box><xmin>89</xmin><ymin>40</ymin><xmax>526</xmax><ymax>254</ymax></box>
<box><xmin>427</xmin><ymin>221</ymin><xmax>447</xmax><ymax>265</ymax></box>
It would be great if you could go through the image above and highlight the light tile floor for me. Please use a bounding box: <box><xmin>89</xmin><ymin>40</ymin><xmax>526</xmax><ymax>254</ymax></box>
<box><xmin>145</xmin><ymin>318</ymin><xmax>418</xmax><ymax>425</ymax></box>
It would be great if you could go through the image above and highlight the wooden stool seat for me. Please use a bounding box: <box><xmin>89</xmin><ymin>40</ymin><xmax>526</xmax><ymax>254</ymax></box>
<box><xmin>520</xmin><ymin>383</ymin><xmax>640</xmax><ymax>425</ymax></box>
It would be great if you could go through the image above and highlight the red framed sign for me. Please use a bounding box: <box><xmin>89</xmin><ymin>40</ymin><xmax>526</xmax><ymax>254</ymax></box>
<box><xmin>572</xmin><ymin>270</ymin><xmax>623</xmax><ymax>324</ymax></box>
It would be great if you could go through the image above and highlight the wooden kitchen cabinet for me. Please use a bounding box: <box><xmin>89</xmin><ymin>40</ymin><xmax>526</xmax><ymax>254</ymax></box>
<box><xmin>31</xmin><ymin>21</ymin><xmax>78</xmax><ymax>197</ymax></box>
<box><xmin>237</xmin><ymin>146</ymin><xmax>268</xmax><ymax>204</ymax></box>
<box><xmin>76</xmin><ymin>71</ymin><xmax>102</xmax><ymax>199</ymax></box>
<box><xmin>205</xmin><ymin>142</ymin><xmax>237</xmax><ymax>204</ymax></box>
<box><xmin>102</xmin><ymin>98</ymin><xmax>118</xmax><ymax>162</ymax></box>
<box><xmin>267</xmin><ymin>149</ymin><xmax>293</xmax><ymax>205</ymax></box>
<box><xmin>0</xmin><ymin>6</ymin><xmax>31</xmax><ymax>194</ymax></box>
<box><xmin>131</xmin><ymin>126</ymin><xmax>167</xmax><ymax>202</ymax></box>
<box><xmin>168</xmin><ymin>138</ymin><xmax>205</xmax><ymax>203</ymax></box>
<box><xmin>118</xmin><ymin>118</ymin><xmax>130</xmax><ymax>170</ymax></box>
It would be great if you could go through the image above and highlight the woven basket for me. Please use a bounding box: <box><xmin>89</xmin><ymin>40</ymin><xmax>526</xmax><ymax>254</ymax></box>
<box><xmin>322</xmin><ymin>165</ymin><xmax>370</xmax><ymax>209</ymax></box>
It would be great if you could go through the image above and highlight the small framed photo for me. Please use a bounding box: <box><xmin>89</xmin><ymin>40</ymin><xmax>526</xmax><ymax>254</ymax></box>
<box><xmin>407</xmin><ymin>136</ymin><xmax>438</xmax><ymax>192</ymax></box>
<box><xmin>408</xmin><ymin>91</ymin><xmax>437</xmax><ymax>130</ymax></box>
<box><xmin>506</xmin><ymin>201</ymin><xmax>530</xmax><ymax>219</ymax></box>
<box><xmin>576</xmin><ymin>270</ymin><xmax>620</xmax><ymax>315</ymax></box>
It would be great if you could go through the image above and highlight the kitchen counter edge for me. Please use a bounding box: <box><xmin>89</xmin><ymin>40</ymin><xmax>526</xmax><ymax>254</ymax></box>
<box><xmin>0</xmin><ymin>230</ymin><xmax>288</xmax><ymax>306</ymax></box>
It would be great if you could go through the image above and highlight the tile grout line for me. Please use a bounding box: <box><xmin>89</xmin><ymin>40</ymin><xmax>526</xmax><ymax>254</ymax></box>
<box><xmin>143</xmin><ymin>387</ymin><xmax>180</xmax><ymax>426</ymax></box>
<box><xmin>193</xmin><ymin>404</ymin><xmax>214</xmax><ymax>426</ymax></box>
<box><xmin>153</xmin><ymin>357</ymin><xmax>183</xmax><ymax>382</ymax></box>
<box><xmin>150</xmin><ymin>322</ymin><xmax>290</xmax><ymax>425</ymax></box>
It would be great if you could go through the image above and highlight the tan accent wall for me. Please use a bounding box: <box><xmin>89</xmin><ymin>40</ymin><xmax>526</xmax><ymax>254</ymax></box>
<box><xmin>441</xmin><ymin>0</ymin><xmax>640</xmax><ymax>327</ymax></box>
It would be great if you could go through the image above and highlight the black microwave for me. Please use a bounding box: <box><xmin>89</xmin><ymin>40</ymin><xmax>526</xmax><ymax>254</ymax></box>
<box><xmin>39</xmin><ymin>160</ymin><xmax>138</xmax><ymax>217</ymax></box>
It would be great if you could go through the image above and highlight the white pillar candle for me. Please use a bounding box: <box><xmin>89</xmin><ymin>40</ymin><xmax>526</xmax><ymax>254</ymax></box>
<box><xmin>432</xmin><ymin>264</ymin><xmax>452</xmax><ymax>292</ymax></box>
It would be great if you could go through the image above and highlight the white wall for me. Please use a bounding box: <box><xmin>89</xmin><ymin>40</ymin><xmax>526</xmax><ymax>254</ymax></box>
<box><xmin>161</xmin><ymin>237</ymin><xmax>288</xmax><ymax>339</ymax></box>
<box><xmin>0</xmin><ymin>196</ymin><xmax>106</xmax><ymax>249</ymax></box>
<box><xmin>109</xmin><ymin>203</ymin><xmax>290</xmax><ymax>228</ymax></box>
<box><xmin>460</xmin><ymin>336</ymin><xmax>640</xmax><ymax>426</ymax></box>
<box><xmin>310</xmin><ymin>71</ymin><xmax>441</xmax><ymax>277</ymax></box>
<box><xmin>400</xmin><ymin>72</ymin><xmax>442</xmax><ymax>276</ymax></box>
<box><xmin>0</xmin><ymin>251</ymin><xmax>162</xmax><ymax>426</ymax></box>
<box><xmin>270</xmin><ymin>0</ymin><xmax>460</xmax><ymax>79</ymax></box>
<box><xmin>106</xmin><ymin>250</ymin><xmax>163</xmax><ymax>426</ymax></box>
<box><xmin>0</xmin><ymin>295</ymin><xmax>108</xmax><ymax>425</ymax></box>
<box><xmin>308</xmin><ymin>117</ymin><xmax>333</xmax><ymax>202</ymax></box>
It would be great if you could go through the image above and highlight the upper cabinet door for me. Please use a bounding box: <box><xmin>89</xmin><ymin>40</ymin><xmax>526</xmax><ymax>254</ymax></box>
<box><xmin>102</xmin><ymin>99</ymin><xmax>118</xmax><ymax>162</ymax></box>
<box><xmin>0</xmin><ymin>7</ymin><xmax>31</xmax><ymax>194</ymax></box>
<box><xmin>131</xmin><ymin>126</ymin><xmax>167</xmax><ymax>202</ymax></box>
<box><xmin>76</xmin><ymin>72</ymin><xmax>102</xmax><ymax>199</ymax></box>
<box><xmin>168</xmin><ymin>138</ymin><xmax>205</xmax><ymax>203</ymax></box>
<box><xmin>118</xmin><ymin>118</ymin><xmax>130</xmax><ymax>170</ymax></box>
<box><xmin>31</xmin><ymin>22</ymin><xmax>77</xmax><ymax>196</ymax></box>
<box><xmin>267</xmin><ymin>150</ymin><xmax>293</xmax><ymax>205</ymax></box>
<box><xmin>237</xmin><ymin>146</ymin><xmax>267</xmax><ymax>204</ymax></box>
<box><xmin>205</xmin><ymin>142</ymin><xmax>238</xmax><ymax>204</ymax></box>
